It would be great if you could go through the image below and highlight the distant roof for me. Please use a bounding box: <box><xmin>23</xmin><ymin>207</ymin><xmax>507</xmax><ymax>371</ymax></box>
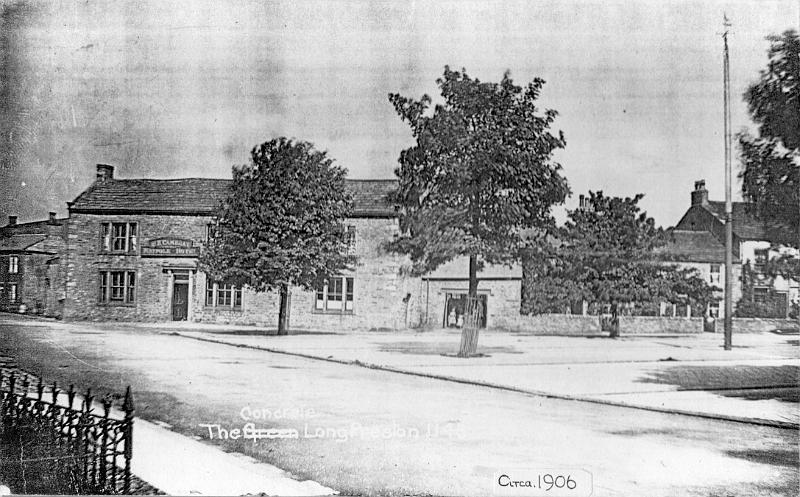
<box><xmin>0</xmin><ymin>234</ymin><xmax>47</xmax><ymax>253</ymax></box>
<box><xmin>1</xmin><ymin>218</ymin><xmax>67</xmax><ymax>232</ymax></box>
<box><xmin>654</xmin><ymin>230</ymin><xmax>730</xmax><ymax>263</ymax></box>
<box><xmin>69</xmin><ymin>178</ymin><xmax>398</xmax><ymax>217</ymax></box>
<box><xmin>703</xmin><ymin>201</ymin><xmax>768</xmax><ymax>241</ymax></box>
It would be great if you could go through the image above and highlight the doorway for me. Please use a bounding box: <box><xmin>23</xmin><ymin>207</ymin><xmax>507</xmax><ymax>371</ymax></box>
<box><xmin>444</xmin><ymin>293</ymin><xmax>487</xmax><ymax>329</ymax></box>
<box><xmin>172</xmin><ymin>272</ymin><xmax>190</xmax><ymax>321</ymax></box>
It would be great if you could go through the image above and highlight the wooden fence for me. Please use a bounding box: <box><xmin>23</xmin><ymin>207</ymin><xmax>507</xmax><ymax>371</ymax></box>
<box><xmin>0</xmin><ymin>368</ymin><xmax>134</xmax><ymax>494</ymax></box>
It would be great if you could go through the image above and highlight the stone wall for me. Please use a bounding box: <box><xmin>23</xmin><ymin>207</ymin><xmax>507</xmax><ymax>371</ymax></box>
<box><xmin>192</xmin><ymin>217</ymin><xmax>418</xmax><ymax>331</ymax></box>
<box><xmin>66</xmin><ymin>213</ymin><xmax>419</xmax><ymax>330</ymax></box>
<box><xmin>65</xmin><ymin>212</ymin><xmax>210</xmax><ymax>321</ymax></box>
<box><xmin>498</xmin><ymin>313</ymin><xmax>602</xmax><ymax>335</ymax></box>
<box><xmin>19</xmin><ymin>253</ymin><xmax>57</xmax><ymax>316</ymax></box>
<box><xmin>716</xmin><ymin>318</ymin><xmax>800</xmax><ymax>334</ymax></box>
<box><xmin>416</xmin><ymin>278</ymin><xmax>521</xmax><ymax>329</ymax></box>
<box><xmin>618</xmin><ymin>316</ymin><xmax>703</xmax><ymax>334</ymax></box>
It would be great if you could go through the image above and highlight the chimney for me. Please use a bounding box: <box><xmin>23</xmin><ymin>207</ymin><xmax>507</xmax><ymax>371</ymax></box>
<box><xmin>7</xmin><ymin>215</ymin><xmax>17</xmax><ymax>226</ymax></box>
<box><xmin>578</xmin><ymin>194</ymin><xmax>586</xmax><ymax>210</ymax></box>
<box><xmin>691</xmin><ymin>180</ymin><xmax>708</xmax><ymax>206</ymax></box>
<box><xmin>49</xmin><ymin>211</ymin><xmax>57</xmax><ymax>224</ymax></box>
<box><xmin>96</xmin><ymin>164</ymin><xmax>115</xmax><ymax>182</ymax></box>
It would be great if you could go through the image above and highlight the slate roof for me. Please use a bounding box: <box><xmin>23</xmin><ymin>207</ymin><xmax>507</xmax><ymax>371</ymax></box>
<box><xmin>0</xmin><ymin>234</ymin><xmax>48</xmax><ymax>253</ymax></box>
<box><xmin>1</xmin><ymin>218</ymin><xmax>67</xmax><ymax>233</ymax></box>
<box><xmin>69</xmin><ymin>178</ymin><xmax>398</xmax><ymax>217</ymax></box>
<box><xmin>703</xmin><ymin>201</ymin><xmax>768</xmax><ymax>241</ymax></box>
<box><xmin>653</xmin><ymin>230</ymin><xmax>730</xmax><ymax>263</ymax></box>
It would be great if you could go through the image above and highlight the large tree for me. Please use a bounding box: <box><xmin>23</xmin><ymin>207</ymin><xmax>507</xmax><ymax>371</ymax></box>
<box><xmin>738</xmin><ymin>30</ymin><xmax>800</xmax><ymax>317</ymax></box>
<box><xmin>388</xmin><ymin>67</ymin><xmax>569</xmax><ymax>356</ymax></box>
<box><xmin>200</xmin><ymin>138</ymin><xmax>355</xmax><ymax>335</ymax></box>
<box><xmin>523</xmin><ymin>192</ymin><xmax>717</xmax><ymax>337</ymax></box>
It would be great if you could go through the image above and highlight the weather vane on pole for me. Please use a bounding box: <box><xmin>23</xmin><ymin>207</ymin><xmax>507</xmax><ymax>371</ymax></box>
<box><xmin>722</xmin><ymin>13</ymin><xmax>734</xmax><ymax>351</ymax></box>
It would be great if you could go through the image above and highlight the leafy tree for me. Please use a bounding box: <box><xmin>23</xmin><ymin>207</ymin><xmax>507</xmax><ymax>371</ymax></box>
<box><xmin>738</xmin><ymin>30</ymin><xmax>799</xmax><ymax>320</ymax></box>
<box><xmin>743</xmin><ymin>30</ymin><xmax>800</xmax><ymax>151</ymax></box>
<box><xmin>388</xmin><ymin>67</ymin><xmax>569</xmax><ymax>356</ymax></box>
<box><xmin>523</xmin><ymin>192</ymin><xmax>717</xmax><ymax>337</ymax></box>
<box><xmin>200</xmin><ymin>138</ymin><xmax>355</xmax><ymax>335</ymax></box>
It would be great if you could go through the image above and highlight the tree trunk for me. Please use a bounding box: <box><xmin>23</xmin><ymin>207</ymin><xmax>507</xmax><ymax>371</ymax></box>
<box><xmin>277</xmin><ymin>283</ymin><xmax>290</xmax><ymax>336</ymax></box>
<box><xmin>609</xmin><ymin>301</ymin><xmax>620</xmax><ymax>338</ymax></box>
<box><xmin>458</xmin><ymin>255</ymin><xmax>480</xmax><ymax>357</ymax></box>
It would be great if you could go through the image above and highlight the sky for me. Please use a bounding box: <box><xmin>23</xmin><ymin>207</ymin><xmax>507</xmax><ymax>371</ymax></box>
<box><xmin>0</xmin><ymin>0</ymin><xmax>797</xmax><ymax>226</ymax></box>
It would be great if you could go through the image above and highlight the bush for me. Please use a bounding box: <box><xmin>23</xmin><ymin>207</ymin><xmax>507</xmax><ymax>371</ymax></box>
<box><xmin>734</xmin><ymin>298</ymin><xmax>787</xmax><ymax>318</ymax></box>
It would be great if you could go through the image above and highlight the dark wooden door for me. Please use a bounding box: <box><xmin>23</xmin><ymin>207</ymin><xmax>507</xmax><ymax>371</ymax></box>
<box><xmin>172</xmin><ymin>283</ymin><xmax>188</xmax><ymax>321</ymax></box>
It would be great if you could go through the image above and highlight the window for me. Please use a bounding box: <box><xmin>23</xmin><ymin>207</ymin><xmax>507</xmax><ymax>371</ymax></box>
<box><xmin>8</xmin><ymin>283</ymin><xmax>17</xmax><ymax>303</ymax></box>
<box><xmin>205</xmin><ymin>279</ymin><xmax>242</xmax><ymax>309</ymax></box>
<box><xmin>8</xmin><ymin>256</ymin><xmax>18</xmax><ymax>274</ymax></box>
<box><xmin>753</xmin><ymin>249</ymin><xmax>768</xmax><ymax>267</ymax></box>
<box><xmin>206</xmin><ymin>223</ymin><xmax>216</xmax><ymax>243</ymax></box>
<box><xmin>315</xmin><ymin>276</ymin><xmax>354</xmax><ymax>312</ymax></box>
<box><xmin>101</xmin><ymin>222</ymin><xmax>138</xmax><ymax>253</ymax></box>
<box><xmin>344</xmin><ymin>225</ymin><xmax>356</xmax><ymax>253</ymax></box>
<box><xmin>709</xmin><ymin>264</ymin><xmax>720</xmax><ymax>284</ymax></box>
<box><xmin>218</xmin><ymin>284</ymin><xmax>233</xmax><ymax>306</ymax></box>
<box><xmin>98</xmin><ymin>270</ymin><xmax>136</xmax><ymax>304</ymax></box>
<box><xmin>707</xmin><ymin>301</ymin><xmax>720</xmax><ymax>318</ymax></box>
<box><xmin>753</xmin><ymin>287</ymin><xmax>769</xmax><ymax>304</ymax></box>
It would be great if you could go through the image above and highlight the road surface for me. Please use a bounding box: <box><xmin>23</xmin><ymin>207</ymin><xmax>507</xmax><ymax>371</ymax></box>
<box><xmin>1</xmin><ymin>318</ymin><xmax>797</xmax><ymax>496</ymax></box>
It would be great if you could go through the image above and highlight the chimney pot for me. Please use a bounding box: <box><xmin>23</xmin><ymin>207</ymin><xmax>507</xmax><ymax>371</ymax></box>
<box><xmin>691</xmin><ymin>179</ymin><xmax>709</xmax><ymax>206</ymax></box>
<box><xmin>7</xmin><ymin>215</ymin><xmax>17</xmax><ymax>226</ymax></box>
<box><xmin>96</xmin><ymin>164</ymin><xmax>115</xmax><ymax>182</ymax></box>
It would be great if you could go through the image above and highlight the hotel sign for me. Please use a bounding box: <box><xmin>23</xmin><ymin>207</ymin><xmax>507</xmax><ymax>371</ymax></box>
<box><xmin>141</xmin><ymin>237</ymin><xmax>199</xmax><ymax>258</ymax></box>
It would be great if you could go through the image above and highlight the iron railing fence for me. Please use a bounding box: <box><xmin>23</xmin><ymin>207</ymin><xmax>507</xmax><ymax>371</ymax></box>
<box><xmin>0</xmin><ymin>368</ymin><xmax>134</xmax><ymax>494</ymax></box>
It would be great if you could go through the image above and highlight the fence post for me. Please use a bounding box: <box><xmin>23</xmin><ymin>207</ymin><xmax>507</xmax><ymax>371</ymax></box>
<box><xmin>100</xmin><ymin>397</ymin><xmax>111</xmax><ymax>490</ymax></box>
<box><xmin>50</xmin><ymin>381</ymin><xmax>60</xmax><ymax>435</ymax></box>
<box><xmin>36</xmin><ymin>377</ymin><xmax>44</xmax><ymax>417</ymax></box>
<box><xmin>0</xmin><ymin>369</ymin><xmax>5</xmax><ymax>422</ymax></box>
<box><xmin>8</xmin><ymin>372</ymin><xmax>17</xmax><ymax>424</ymax></box>
<box><xmin>22</xmin><ymin>376</ymin><xmax>31</xmax><ymax>416</ymax></box>
<box><xmin>122</xmin><ymin>386</ymin><xmax>134</xmax><ymax>494</ymax></box>
<box><xmin>83</xmin><ymin>388</ymin><xmax>94</xmax><ymax>487</ymax></box>
<box><xmin>66</xmin><ymin>384</ymin><xmax>75</xmax><ymax>442</ymax></box>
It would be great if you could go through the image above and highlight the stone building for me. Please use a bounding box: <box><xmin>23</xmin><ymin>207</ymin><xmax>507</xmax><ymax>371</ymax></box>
<box><xmin>0</xmin><ymin>213</ymin><xmax>68</xmax><ymax>316</ymax></box>
<box><xmin>416</xmin><ymin>257</ymin><xmax>522</xmax><ymax>329</ymax></box>
<box><xmin>63</xmin><ymin>164</ymin><xmax>522</xmax><ymax>330</ymax></box>
<box><xmin>660</xmin><ymin>179</ymin><xmax>799</xmax><ymax>319</ymax></box>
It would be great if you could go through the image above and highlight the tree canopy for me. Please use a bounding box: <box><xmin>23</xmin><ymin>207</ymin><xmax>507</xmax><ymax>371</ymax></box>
<box><xmin>738</xmin><ymin>30</ymin><xmax>799</xmax><ymax>250</ymax></box>
<box><xmin>387</xmin><ymin>66</ymin><xmax>570</xmax><ymax>355</ymax></box>
<box><xmin>523</xmin><ymin>192</ymin><xmax>717</xmax><ymax>335</ymax></box>
<box><xmin>200</xmin><ymin>137</ymin><xmax>355</xmax><ymax>334</ymax></box>
<box><xmin>388</xmin><ymin>67</ymin><xmax>569</xmax><ymax>274</ymax></box>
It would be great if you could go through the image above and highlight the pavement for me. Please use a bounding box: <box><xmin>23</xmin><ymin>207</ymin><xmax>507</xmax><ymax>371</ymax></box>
<box><xmin>2</xmin><ymin>315</ymin><xmax>798</xmax><ymax>496</ymax></box>
<box><xmin>1</xmin><ymin>323</ymin><xmax>337</xmax><ymax>496</ymax></box>
<box><xmin>130</xmin><ymin>418</ymin><xmax>335</xmax><ymax>496</ymax></box>
<box><xmin>163</xmin><ymin>326</ymin><xmax>800</xmax><ymax>428</ymax></box>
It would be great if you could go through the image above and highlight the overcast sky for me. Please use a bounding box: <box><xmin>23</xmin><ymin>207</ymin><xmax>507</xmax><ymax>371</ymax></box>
<box><xmin>0</xmin><ymin>0</ymin><xmax>796</xmax><ymax>226</ymax></box>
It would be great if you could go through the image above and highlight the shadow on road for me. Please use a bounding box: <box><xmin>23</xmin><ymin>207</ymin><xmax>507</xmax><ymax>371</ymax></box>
<box><xmin>638</xmin><ymin>365</ymin><xmax>800</xmax><ymax>402</ymax></box>
<box><xmin>378</xmin><ymin>341</ymin><xmax>523</xmax><ymax>355</ymax></box>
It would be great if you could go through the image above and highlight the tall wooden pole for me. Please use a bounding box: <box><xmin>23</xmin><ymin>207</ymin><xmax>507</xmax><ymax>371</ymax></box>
<box><xmin>723</xmin><ymin>15</ymin><xmax>733</xmax><ymax>350</ymax></box>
